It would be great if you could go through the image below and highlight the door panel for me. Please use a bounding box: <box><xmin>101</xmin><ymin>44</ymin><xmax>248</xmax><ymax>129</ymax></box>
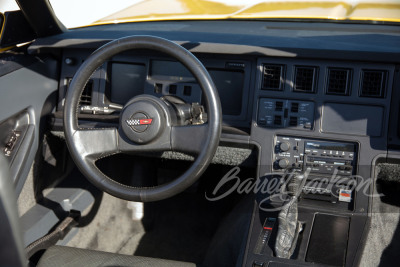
<box><xmin>0</xmin><ymin>109</ymin><xmax>34</xmax><ymax>187</ymax></box>
<box><xmin>0</xmin><ymin>56</ymin><xmax>59</xmax><ymax>195</ymax></box>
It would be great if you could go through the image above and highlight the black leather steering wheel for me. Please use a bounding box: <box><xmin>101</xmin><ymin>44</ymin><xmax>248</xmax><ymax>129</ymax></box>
<box><xmin>64</xmin><ymin>36</ymin><xmax>222</xmax><ymax>202</ymax></box>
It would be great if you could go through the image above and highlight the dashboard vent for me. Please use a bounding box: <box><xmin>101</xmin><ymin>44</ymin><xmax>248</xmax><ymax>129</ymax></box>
<box><xmin>80</xmin><ymin>80</ymin><xmax>93</xmax><ymax>105</ymax></box>
<box><xmin>326</xmin><ymin>68</ymin><xmax>351</xmax><ymax>95</ymax></box>
<box><xmin>360</xmin><ymin>70</ymin><xmax>386</xmax><ymax>98</ymax></box>
<box><xmin>294</xmin><ymin>66</ymin><xmax>317</xmax><ymax>93</ymax></box>
<box><xmin>66</xmin><ymin>78</ymin><xmax>93</xmax><ymax>105</ymax></box>
<box><xmin>262</xmin><ymin>64</ymin><xmax>284</xmax><ymax>90</ymax></box>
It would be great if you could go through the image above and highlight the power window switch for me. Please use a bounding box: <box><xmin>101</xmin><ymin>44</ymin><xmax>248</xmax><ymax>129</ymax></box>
<box><xmin>5</xmin><ymin>142</ymin><xmax>13</xmax><ymax>150</ymax></box>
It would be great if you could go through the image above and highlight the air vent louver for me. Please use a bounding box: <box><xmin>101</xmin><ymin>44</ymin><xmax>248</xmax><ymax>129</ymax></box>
<box><xmin>66</xmin><ymin>78</ymin><xmax>93</xmax><ymax>106</ymax></box>
<box><xmin>326</xmin><ymin>68</ymin><xmax>351</xmax><ymax>95</ymax></box>
<box><xmin>262</xmin><ymin>64</ymin><xmax>284</xmax><ymax>90</ymax></box>
<box><xmin>79</xmin><ymin>80</ymin><xmax>93</xmax><ymax>105</ymax></box>
<box><xmin>289</xmin><ymin>116</ymin><xmax>298</xmax><ymax>126</ymax></box>
<box><xmin>294</xmin><ymin>66</ymin><xmax>317</xmax><ymax>93</ymax></box>
<box><xmin>360</xmin><ymin>70</ymin><xmax>386</xmax><ymax>98</ymax></box>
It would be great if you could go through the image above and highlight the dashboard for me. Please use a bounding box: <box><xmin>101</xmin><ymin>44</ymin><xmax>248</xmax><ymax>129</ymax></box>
<box><xmin>29</xmin><ymin>19</ymin><xmax>400</xmax><ymax>267</ymax></box>
<box><xmin>29</xmin><ymin>20</ymin><xmax>399</xmax><ymax>167</ymax></box>
<box><xmin>35</xmin><ymin>20</ymin><xmax>399</xmax><ymax>178</ymax></box>
<box><xmin>51</xmin><ymin>45</ymin><xmax>396</xmax><ymax>140</ymax></box>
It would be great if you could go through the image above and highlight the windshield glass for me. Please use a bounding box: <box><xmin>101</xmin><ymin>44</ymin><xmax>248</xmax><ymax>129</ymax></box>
<box><xmin>0</xmin><ymin>0</ymin><xmax>19</xmax><ymax>13</ymax></box>
<box><xmin>49</xmin><ymin>0</ymin><xmax>400</xmax><ymax>29</ymax></box>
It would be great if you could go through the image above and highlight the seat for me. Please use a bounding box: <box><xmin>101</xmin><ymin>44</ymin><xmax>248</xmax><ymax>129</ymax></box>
<box><xmin>37</xmin><ymin>246</ymin><xmax>196</xmax><ymax>267</ymax></box>
<box><xmin>0</xmin><ymin>154</ymin><xmax>196</xmax><ymax>267</ymax></box>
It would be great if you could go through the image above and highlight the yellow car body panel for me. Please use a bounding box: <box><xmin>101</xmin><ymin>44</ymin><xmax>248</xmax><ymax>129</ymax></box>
<box><xmin>0</xmin><ymin>13</ymin><xmax>15</xmax><ymax>53</ymax></box>
<box><xmin>87</xmin><ymin>0</ymin><xmax>400</xmax><ymax>27</ymax></box>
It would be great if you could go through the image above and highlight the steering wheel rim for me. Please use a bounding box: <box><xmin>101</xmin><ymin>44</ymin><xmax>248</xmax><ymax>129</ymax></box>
<box><xmin>64</xmin><ymin>36</ymin><xmax>222</xmax><ymax>202</ymax></box>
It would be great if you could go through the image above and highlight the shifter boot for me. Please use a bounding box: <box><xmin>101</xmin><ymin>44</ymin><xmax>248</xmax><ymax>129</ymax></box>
<box><xmin>275</xmin><ymin>170</ymin><xmax>308</xmax><ymax>258</ymax></box>
<box><xmin>275</xmin><ymin>197</ymin><xmax>303</xmax><ymax>258</ymax></box>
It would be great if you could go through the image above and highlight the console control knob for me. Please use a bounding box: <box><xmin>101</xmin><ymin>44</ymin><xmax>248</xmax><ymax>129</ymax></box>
<box><xmin>278</xmin><ymin>158</ymin><xmax>290</xmax><ymax>169</ymax></box>
<box><xmin>279</xmin><ymin>142</ymin><xmax>290</xmax><ymax>152</ymax></box>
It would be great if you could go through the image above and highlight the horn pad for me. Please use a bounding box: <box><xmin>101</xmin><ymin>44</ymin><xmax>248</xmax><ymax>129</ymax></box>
<box><xmin>120</xmin><ymin>99</ymin><xmax>165</xmax><ymax>144</ymax></box>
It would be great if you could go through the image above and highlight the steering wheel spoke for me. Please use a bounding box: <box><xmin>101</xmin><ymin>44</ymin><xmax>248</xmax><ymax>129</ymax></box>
<box><xmin>71</xmin><ymin>128</ymin><xmax>119</xmax><ymax>160</ymax></box>
<box><xmin>171</xmin><ymin>124</ymin><xmax>208</xmax><ymax>155</ymax></box>
<box><xmin>118</xmin><ymin>130</ymin><xmax>172</xmax><ymax>154</ymax></box>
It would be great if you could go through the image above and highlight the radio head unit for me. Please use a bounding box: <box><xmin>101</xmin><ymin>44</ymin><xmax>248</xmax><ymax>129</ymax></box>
<box><xmin>273</xmin><ymin>136</ymin><xmax>357</xmax><ymax>177</ymax></box>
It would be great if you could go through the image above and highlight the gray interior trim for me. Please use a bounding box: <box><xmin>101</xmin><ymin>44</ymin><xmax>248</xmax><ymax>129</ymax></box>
<box><xmin>0</xmin><ymin>154</ymin><xmax>27</xmax><ymax>267</ymax></box>
<box><xmin>28</xmin><ymin>21</ymin><xmax>400</xmax><ymax>62</ymax></box>
<box><xmin>0</xmin><ymin>58</ymin><xmax>59</xmax><ymax>196</ymax></box>
<box><xmin>20</xmin><ymin>187</ymin><xmax>95</xmax><ymax>246</ymax></box>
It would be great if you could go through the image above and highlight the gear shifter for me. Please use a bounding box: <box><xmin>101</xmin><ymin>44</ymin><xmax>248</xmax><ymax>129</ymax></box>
<box><xmin>275</xmin><ymin>168</ymin><xmax>310</xmax><ymax>259</ymax></box>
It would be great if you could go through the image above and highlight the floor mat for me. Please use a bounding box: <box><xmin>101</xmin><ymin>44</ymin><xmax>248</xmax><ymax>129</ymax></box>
<box><xmin>65</xmin><ymin>190</ymin><xmax>230</xmax><ymax>263</ymax></box>
<box><xmin>360</xmin><ymin>181</ymin><xmax>400</xmax><ymax>267</ymax></box>
<box><xmin>65</xmin><ymin>193</ymin><xmax>145</xmax><ymax>255</ymax></box>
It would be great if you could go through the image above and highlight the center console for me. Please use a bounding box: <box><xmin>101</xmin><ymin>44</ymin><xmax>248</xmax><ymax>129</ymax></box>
<box><xmin>242</xmin><ymin>134</ymin><xmax>363</xmax><ymax>267</ymax></box>
<box><xmin>243</xmin><ymin>125</ymin><xmax>368</xmax><ymax>266</ymax></box>
<box><xmin>241</xmin><ymin>57</ymin><xmax>396</xmax><ymax>267</ymax></box>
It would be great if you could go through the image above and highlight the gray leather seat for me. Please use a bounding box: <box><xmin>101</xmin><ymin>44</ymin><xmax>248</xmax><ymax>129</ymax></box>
<box><xmin>38</xmin><ymin>246</ymin><xmax>196</xmax><ymax>267</ymax></box>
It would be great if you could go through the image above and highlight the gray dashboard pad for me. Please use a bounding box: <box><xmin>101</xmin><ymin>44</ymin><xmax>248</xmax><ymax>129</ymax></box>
<box><xmin>322</xmin><ymin>103</ymin><xmax>383</xmax><ymax>137</ymax></box>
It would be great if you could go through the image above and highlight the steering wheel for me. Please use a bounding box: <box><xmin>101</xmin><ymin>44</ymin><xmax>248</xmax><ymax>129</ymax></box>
<box><xmin>64</xmin><ymin>36</ymin><xmax>222</xmax><ymax>202</ymax></box>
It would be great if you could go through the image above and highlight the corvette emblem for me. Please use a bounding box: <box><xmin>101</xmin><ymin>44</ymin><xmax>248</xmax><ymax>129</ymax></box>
<box><xmin>126</xmin><ymin>118</ymin><xmax>153</xmax><ymax>126</ymax></box>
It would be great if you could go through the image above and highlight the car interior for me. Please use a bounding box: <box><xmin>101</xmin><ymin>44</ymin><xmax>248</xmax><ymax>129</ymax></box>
<box><xmin>0</xmin><ymin>0</ymin><xmax>400</xmax><ymax>266</ymax></box>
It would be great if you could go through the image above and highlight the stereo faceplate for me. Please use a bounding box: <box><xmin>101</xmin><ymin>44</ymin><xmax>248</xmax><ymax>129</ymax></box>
<box><xmin>273</xmin><ymin>136</ymin><xmax>357</xmax><ymax>176</ymax></box>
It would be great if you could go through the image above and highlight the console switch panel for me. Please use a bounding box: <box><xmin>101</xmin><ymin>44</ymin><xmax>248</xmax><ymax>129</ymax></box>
<box><xmin>258</xmin><ymin>98</ymin><xmax>314</xmax><ymax>130</ymax></box>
